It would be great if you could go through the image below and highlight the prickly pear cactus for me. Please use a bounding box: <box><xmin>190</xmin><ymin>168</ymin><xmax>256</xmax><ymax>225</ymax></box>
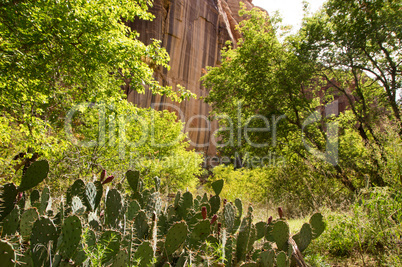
<box><xmin>39</xmin><ymin>186</ymin><xmax>50</xmax><ymax>214</ymax></box>
<box><xmin>176</xmin><ymin>191</ymin><xmax>193</xmax><ymax>219</ymax></box>
<box><xmin>145</xmin><ymin>192</ymin><xmax>162</xmax><ymax>216</ymax></box>
<box><xmin>20</xmin><ymin>208</ymin><xmax>39</xmax><ymax>240</ymax></box>
<box><xmin>187</xmin><ymin>211</ymin><xmax>203</xmax><ymax>229</ymax></box>
<box><xmin>174</xmin><ymin>191</ymin><xmax>181</xmax><ymax>208</ymax></box>
<box><xmin>0</xmin><ymin>240</ymin><xmax>15</xmax><ymax>267</ymax></box>
<box><xmin>111</xmin><ymin>249</ymin><xmax>130</xmax><ymax>267</ymax></box>
<box><xmin>157</xmin><ymin>212</ymin><xmax>169</xmax><ymax>237</ymax></box>
<box><xmin>165</xmin><ymin>221</ymin><xmax>188</xmax><ymax>256</ymax></box>
<box><xmin>154</xmin><ymin>176</ymin><xmax>161</xmax><ymax>192</ymax></box>
<box><xmin>134</xmin><ymin>241</ymin><xmax>153</xmax><ymax>267</ymax></box>
<box><xmin>66</xmin><ymin>179</ymin><xmax>86</xmax><ymax>206</ymax></box>
<box><xmin>233</xmin><ymin>198</ymin><xmax>243</xmax><ymax>233</ymax></box>
<box><xmin>105</xmin><ymin>189</ymin><xmax>123</xmax><ymax>228</ymax></box>
<box><xmin>310</xmin><ymin>212</ymin><xmax>325</xmax><ymax>239</ymax></box>
<box><xmin>31</xmin><ymin>217</ymin><xmax>59</xmax><ymax>267</ymax></box>
<box><xmin>224</xmin><ymin>234</ymin><xmax>234</xmax><ymax>267</ymax></box>
<box><xmin>236</xmin><ymin>206</ymin><xmax>254</xmax><ymax>262</ymax></box>
<box><xmin>235</xmin><ymin>198</ymin><xmax>243</xmax><ymax>218</ymax></box>
<box><xmin>30</xmin><ymin>189</ymin><xmax>40</xmax><ymax>207</ymax></box>
<box><xmin>0</xmin><ymin>183</ymin><xmax>18</xmax><ymax>222</ymax></box>
<box><xmin>189</xmin><ymin>219</ymin><xmax>210</xmax><ymax>247</ymax></box>
<box><xmin>293</xmin><ymin>223</ymin><xmax>312</xmax><ymax>253</ymax></box>
<box><xmin>259</xmin><ymin>250</ymin><xmax>275</xmax><ymax>267</ymax></box>
<box><xmin>255</xmin><ymin>221</ymin><xmax>267</xmax><ymax>240</ymax></box>
<box><xmin>60</xmin><ymin>215</ymin><xmax>82</xmax><ymax>259</ymax></box>
<box><xmin>71</xmin><ymin>195</ymin><xmax>86</xmax><ymax>215</ymax></box>
<box><xmin>272</xmin><ymin>220</ymin><xmax>290</xmax><ymax>251</ymax></box>
<box><xmin>134</xmin><ymin>210</ymin><xmax>149</xmax><ymax>239</ymax></box>
<box><xmin>276</xmin><ymin>251</ymin><xmax>289</xmax><ymax>267</ymax></box>
<box><xmin>126</xmin><ymin>170</ymin><xmax>140</xmax><ymax>192</ymax></box>
<box><xmin>84</xmin><ymin>181</ymin><xmax>102</xmax><ymax>212</ymax></box>
<box><xmin>209</xmin><ymin>195</ymin><xmax>220</xmax><ymax>216</ymax></box>
<box><xmin>223</xmin><ymin>202</ymin><xmax>236</xmax><ymax>233</ymax></box>
<box><xmin>211</xmin><ymin>179</ymin><xmax>224</xmax><ymax>196</ymax></box>
<box><xmin>1</xmin><ymin>205</ymin><xmax>20</xmax><ymax>236</ymax></box>
<box><xmin>126</xmin><ymin>200</ymin><xmax>141</xmax><ymax>221</ymax></box>
<box><xmin>18</xmin><ymin>160</ymin><xmax>49</xmax><ymax>192</ymax></box>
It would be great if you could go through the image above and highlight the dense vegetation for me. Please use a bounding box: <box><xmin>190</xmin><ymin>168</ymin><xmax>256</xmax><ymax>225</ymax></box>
<box><xmin>0</xmin><ymin>0</ymin><xmax>201</xmax><ymax>191</ymax></box>
<box><xmin>1</xmin><ymin>0</ymin><xmax>401</xmax><ymax>266</ymax></box>
<box><xmin>202</xmin><ymin>0</ymin><xmax>402</xmax><ymax>265</ymax></box>
<box><xmin>0</xmin><ymin>161</ymin><xmax>325</xmax><ymax>266</ymax></box>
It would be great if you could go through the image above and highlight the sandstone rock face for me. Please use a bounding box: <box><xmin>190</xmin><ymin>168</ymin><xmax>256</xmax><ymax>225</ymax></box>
<box><xmin>126</xmin><ymin>0</ymin><xmax>258</xmax><ymax>157</ymax></box>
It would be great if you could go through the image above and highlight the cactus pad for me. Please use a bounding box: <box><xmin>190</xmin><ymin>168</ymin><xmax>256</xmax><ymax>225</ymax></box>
<box><xmin>223</xmin><ymin>202</ymin><xmax>236</xmax><ymax>233</ymax></box>
<box><xmin>84</xmin><ymin>182</ymin><xmax>102</xmax><ymax>212</ymax></box>
<box><xmin>236</xmin><ymin>214</ymin><xmax>253</xmax><ymax>262</ymax></box>
<box><xmin>111</xmin><ymin>249</ymin><xmax>130</xmax><ymax>267</ymax></box>
<box><xmin>145</xmin><ymin>192</ymin><xmax>162</xmax><ymax>216</ymax></box>
<box><xmin>209</xmin><ymin>195</ymin><xmax>220</xmax><ymax>216</ymax></box>
<box><xmin>275</xmin><ymin>251</ymin><xmax>289</xmax><ymax>267</ymax></box>
<box><xmin>134</xmin><ymin>210</ymin><xmax>149</xmax><ymax>239</ymax></box>
<box><xmin>176</xmin><ymin>191</ymin><xmax>193</xmax><ymax>219</ymax></box>
<box><xmin>61</xmin><ymin>215</ymin><xmax>82</xmax><ymax>258</ymax></box>
<box><xmin>165</xmin><ymin>221</ymin><xmax>188</xmax><ymax>256</ymax></box>
<box><xmin>71</xmin><ymin>196</ymin><xmax>86</xmax><ymax>215</ymax></box>
<box><xmin>31</xmin><ymin>216</ymin><xmax>58</xmax><ymax>246</ymax></box>
<box><xmin>211</xmin><ymin>179</ymin><xmax>224</xmax><ymax>196</ymax></box>
<box><xmin>105</xmin><ymin>189</ymin><xmax>123</xmax><ymax>228</ymax></box>
<box><xmin>309</xmin><ymin>212</ymin><xmax>325</xmax><ymax>239</ymax></box>
<box><xmin>30</xmin><ymin>189</ymin><xmax>40</xmax><ymax>206</ymax></box>
<box><xmin>0</xmin><ymin>183</ymin><xmax>18</xmax><ymax>222</ymax></box>
<box><xmin>126</xmin><ymin>170</ymin><xmax>140</xmax><ymax>192</ymax></box>
<box><xmin>259</xmin><ymin>250</ymin><xmax>275</xmax><ymax>267</ymax></box>
<box><xmin>174</xmin><ymin>191</ymin><xmax>181</xmax><ymax>209</ymax></box>
<box><xmin>154</xmin><ymin>176</ymin><xmax>161</xmax><ymax>192</ymax></box>
<box><xmin>20</xmin><ymin>208</ymin><xmax>39</xmax><ymax>240</ymax></box>
<box><xmin>1</xmin><ymin>205</ymin><xmax>20</xmax><ymax>236</ymax></box>
<box><xmin>293</xmin><ymin>223</ymin><xmax>312</xmax><ymax>253</ymax></box>
<box><xmin>31</xmin><ymin>217</ymin><xmax>58</xmax><ymax>266</ymax></box>
<box><xmin>39</xmin><ymin>186</ymin><xmax>50</xmax><ymax>214</ymax></box>
<box><xmin>189</xmin><ymin>219</ymin><xmax>210</xmax><ymax>247</ymax></box>
<box><xmin>134</xmin><ymin>241</ymin><xmax>153</xmax><ymax>267</ymax></box>
<box><xmin>126</xmin><ymin>200</ymin><xmax>141</xmax><ymax>221</ymax></box>
<box><xmin>272</xmin><ymin>220</ymin><xmax>290</xmax><ymax>251</ymax></box>
<box><xmin>18</xmin><ymin>160</ymin><xmax>49</xmax><ymax>192</ymax></box>
<box><xmin>0</xmin><ymin>240</ymin><xmax>15</xmax><ymax>267</ymax></box>
<box><xmin>255</xmin><ymin>221</ymin><xmax>267</xmax><ymax>240</ymax></box>
<box><xmin>66</xmin><ymin>179</ymin><xmax>86</xmax><ymax>206</ymax></box>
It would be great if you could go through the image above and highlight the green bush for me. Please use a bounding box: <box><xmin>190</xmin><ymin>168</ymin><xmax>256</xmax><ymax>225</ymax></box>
<box><xmin>1</xmin><ymin>101</ymin><xmax>203</xmax><ymax>193</ymax></box>
<box><xmin>310</xmin><ymin>187</ymin><xmax>402</xmax><ymax>265</ymax></box>
<box><xmin>207</xmin><ymin>165</ymin><xmax>272</xmax><ymax>202</ymax></box>
<box><xmin>208</xmin><ymin>161</ymin><xmax>351</xmax><ymax>217</ymax></box>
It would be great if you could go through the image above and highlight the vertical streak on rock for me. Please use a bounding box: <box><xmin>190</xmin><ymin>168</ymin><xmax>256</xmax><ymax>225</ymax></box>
<box><xmin>126</xmin><ymin>0</ymin><xmax>257</xmax><ymax>157</ymax></box>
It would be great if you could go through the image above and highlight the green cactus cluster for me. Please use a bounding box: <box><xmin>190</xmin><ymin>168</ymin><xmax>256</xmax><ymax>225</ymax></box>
<box><xmin>0</xmin><ymin>161</ymin><xmax>325</xmax><ymax>266</ymax></box>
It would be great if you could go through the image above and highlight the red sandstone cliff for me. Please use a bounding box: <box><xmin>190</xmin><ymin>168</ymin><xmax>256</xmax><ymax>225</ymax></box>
<box><xmin>126</xmin><ymin>0</ymin><xmax>260</xmax><ymax>156</ymax></box>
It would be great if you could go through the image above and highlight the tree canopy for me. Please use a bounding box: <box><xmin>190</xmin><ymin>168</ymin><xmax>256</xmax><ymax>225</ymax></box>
<box><xmin>0</xmin><ymin>0</ymin><xmax>201</xmax><ymax>189</ymax></box>
<box><xmin>202</xmin><ymin>1</ymin><xmax>402</xmax><ymax>192</ymax></box>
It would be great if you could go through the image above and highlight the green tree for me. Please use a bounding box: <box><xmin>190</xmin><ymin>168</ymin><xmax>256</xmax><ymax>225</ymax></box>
<box><xmin>297</xmin><ymin>0</ymin><xmax>402</xmax><ymax>186</ymax></box>
<box><xmin>202</xmin><ymin>4</ymin><xmax>398</xmax><ymax>192</ymax></box>
<box><xmin>299</xmin><ymin>0</ymin><xmax>401</xmax><ymax>126</ymax></box>
<box><xmin>0</xmin><ymin>0</ymin><xmax>200</xmax><ymax>189</ymax></box>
